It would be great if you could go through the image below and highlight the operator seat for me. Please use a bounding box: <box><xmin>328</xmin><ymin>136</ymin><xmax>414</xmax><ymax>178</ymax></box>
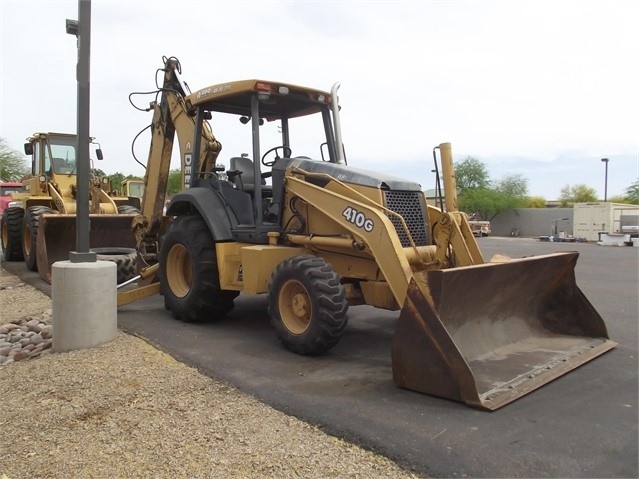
<box><xmin>229</xmin><ymin>156</ymin><xmax>272</xmax><ymax>197</ymax></box>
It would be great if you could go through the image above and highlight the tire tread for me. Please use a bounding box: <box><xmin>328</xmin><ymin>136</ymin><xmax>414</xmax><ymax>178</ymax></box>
<box><xmin>268</xmin><ymin>254</ymin><xmax>348</xmax><ymax>355</ymax></box>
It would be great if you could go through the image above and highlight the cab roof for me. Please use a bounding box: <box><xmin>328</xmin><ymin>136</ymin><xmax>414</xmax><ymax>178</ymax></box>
<box><xmin>186</xmin><ymin>80</ymin><xmax>333</xmax><ymax>121</ymax></box>
<box><xmin>26</xmin><ymin>132</ymin><xmax>77</xmax><ymax>142</ymax></box>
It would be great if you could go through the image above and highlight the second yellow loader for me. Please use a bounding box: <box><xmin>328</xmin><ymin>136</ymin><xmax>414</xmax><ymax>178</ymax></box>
<box><xmin>0</xmin><ymin>132</ymin><xmax>137</xmax><ymax>284</ymax></box>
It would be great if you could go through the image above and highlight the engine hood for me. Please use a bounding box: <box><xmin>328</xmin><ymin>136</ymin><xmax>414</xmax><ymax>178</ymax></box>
<box><xmin>274</xmin><ymin>157</ymin><xmax>422</xmax><ymax>191</ymax></box>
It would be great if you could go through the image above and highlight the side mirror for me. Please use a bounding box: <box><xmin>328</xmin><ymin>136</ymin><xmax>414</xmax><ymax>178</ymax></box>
<box><xmin>95</xmin><ymin>148</ymin><xmax>104</xmax><ymax>161</ymax></box>
<box><xmin>24</xmin><ymin>143</ymin><xmax>33</xmax><ymax>155</ymax></box>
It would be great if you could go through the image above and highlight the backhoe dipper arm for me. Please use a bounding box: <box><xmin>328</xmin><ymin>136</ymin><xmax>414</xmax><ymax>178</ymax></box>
<box><xmin>135</xmin><ymin>58</ymin><xmax>222</xmax><ymax>250</ymax></box>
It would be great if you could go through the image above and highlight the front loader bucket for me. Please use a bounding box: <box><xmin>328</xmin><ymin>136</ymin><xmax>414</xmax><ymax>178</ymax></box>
<box><xmin>392</xmin><ymin>251</ymin><xmax>616</xmax><ymax>410</ymax></box>
<box><xmin>36</xmin><ymin>214</ymin><xmax>137</xmax><ymax>284</ymax></box>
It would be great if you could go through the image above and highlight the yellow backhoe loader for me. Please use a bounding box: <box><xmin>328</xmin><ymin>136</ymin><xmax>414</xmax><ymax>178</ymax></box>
<box><xmin>0</xmin><ymin>132</ymin><xmax>137</xmax><ymax>283</ymax></box>
<box><xmin>119</xmin><ymin>56</ymin><xmax>615</xmax><ymax>410</ymax></box>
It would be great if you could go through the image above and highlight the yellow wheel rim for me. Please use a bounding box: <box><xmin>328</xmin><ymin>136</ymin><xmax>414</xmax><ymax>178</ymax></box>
<box><xmin>165</xmin><ymin>243</ymin><xmax>192</xmax><ymax>299</ymax></box>
<box><xmin>23</xmin><ymin>224</ymin><xmax>31</xmax><ymax>256</ymax></box>
<box><xmin>278</xmin><ymin>279</ymin><xmax>311</xmax><ymax>334</ymax></box>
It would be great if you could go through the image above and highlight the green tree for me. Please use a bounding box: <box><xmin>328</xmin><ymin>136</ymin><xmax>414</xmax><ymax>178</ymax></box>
<box><xmin>458</xmin><ymin>188</ymin><xmax>509</xmax><ymax>220</ymax></box>
<box><xmin>454</xmin><ymin>156</ymin><xmax>491</xmax><ymax>191</ymax></box>
<box><xmin>456</xmin><ymin>164</ymin><xmax>529</xmax><ymax>220</ymax></box>
<box><xmin>105</xmin><ymin>173</ymin><xmax>144</xmax><ymax>194</ymax></box>
<box><xmin>608</xmin><ymin>195</ymin><xmax>630</xmax><ymax>204</ymax></box>
<box><xmin>496</xmin><ymin>174</ymin><xmax>528</xmax><ymax>199</ymax></box>
<box><xmin>525</xmin><ymin>196</ymin><xmax>547</xmax><ymax>208</ymax></box>
<box><xmin>108</xmin><ymin>172</ymin><xmax>126</xmax><ymax>192</ymax></box>
<box><xmin>0</xmin><ymin>138</ymin><xmax>28</xmax><ymax>181</ymax></box>
<box><xmin>623</xmin><ymin>179</ymin><xmax>639</xmax><ymax>204</ymax></box>
<box><xmin>167</xmin><ymin>169</ymin><xmax>182</xmax><ymax>196</ymax></box>
<box><xmin>467</xmin><ymin>188</ymin><xmax>530</xmax><ymax>220</ymax></box>
<box><xmin>559</xmin><ymin>184</ymin><xmax>598</xmax><ymax>206</ymax></box>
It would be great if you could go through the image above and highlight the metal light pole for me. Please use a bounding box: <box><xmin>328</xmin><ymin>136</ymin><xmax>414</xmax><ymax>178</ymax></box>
<box><xmin>55</xmin><ymin>0</ymin><xmax>117</xmax><ymax>355</ymax></box>
<box><xmin>66</xmin><ymin>0</ymin><xmax>96</xmax><ymax>262</ymax></box>
<box><xmin>601</xmin><ymin>158</ymin><xmax>609</xmax><ymax>202</ymax></box>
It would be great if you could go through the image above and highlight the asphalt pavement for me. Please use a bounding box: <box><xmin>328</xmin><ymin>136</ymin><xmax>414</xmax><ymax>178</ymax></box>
<box><xmin>4</xmin><ymin>237</ymin><xmax>638</xmax><ymax>478</ymax></box>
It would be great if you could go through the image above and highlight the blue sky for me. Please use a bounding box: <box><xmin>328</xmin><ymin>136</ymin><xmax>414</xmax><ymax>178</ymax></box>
<box><xmin>1</xmin><ymin>0</ymin><xmax>637</xmax><ymax>199</ymax></box>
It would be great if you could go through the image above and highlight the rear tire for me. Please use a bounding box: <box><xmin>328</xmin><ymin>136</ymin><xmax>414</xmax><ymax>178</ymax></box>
<box><xmin>268</xmin><ymin>255</ymin><xmax>348</xmax><ymax>355</ymax></box>
<box><xmin>92</xmin><ymin>247</ymin><xmax>138</xmax><ymax>284</ymax></box>
<box><xmin>22</xmin><ymin>206</ymin><xmax>53</xmax><ymax>271</ymax></box>
<box><xmin>1</xmin><ymin>207</ymin><xmax>25</xmax><ymax>261</ymax></box>
<box><xmin>160</xmin><ymin>215</ymin><xmax>238</xmax><ymax>322</ymax></box>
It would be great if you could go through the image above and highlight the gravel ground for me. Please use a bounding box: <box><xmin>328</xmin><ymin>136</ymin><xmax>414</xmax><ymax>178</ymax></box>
<box><xmin>0</xmin><ymin>265</ymin><xmax>418</xmax><ymax>479</ymax></box>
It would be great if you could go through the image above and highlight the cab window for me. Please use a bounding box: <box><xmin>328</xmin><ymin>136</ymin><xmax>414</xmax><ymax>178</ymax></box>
<box><xmin>50</xmin><ymin>144</ymin><xmax>77</xmax><ymax>174</ymax></box>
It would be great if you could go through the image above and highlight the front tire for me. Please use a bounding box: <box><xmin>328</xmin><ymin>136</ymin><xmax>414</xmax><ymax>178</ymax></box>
<box><xmin>268</xmin><ymin>255</ymin><xmax>348</xmax><ymax>355</ymax></box>
<box><xmin>160</xmin><ymin>215</ymin><xmax>238</xmax><ymax>322</ymax></box>
<box><xmin>22</xmin><ymin>206</ymin><xmax>53</xmax><ymax>271</ymax></box>
<box><xmin>1</xmin><ymin>207</ymin><xmax>25</xmax><ymax>261</ymax></box>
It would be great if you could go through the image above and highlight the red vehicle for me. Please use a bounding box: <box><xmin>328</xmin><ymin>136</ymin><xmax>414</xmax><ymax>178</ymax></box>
<box><xmin>0</xmin><ymin>182</ymin><xmax>23</xmax><ymax>218</ymax></box>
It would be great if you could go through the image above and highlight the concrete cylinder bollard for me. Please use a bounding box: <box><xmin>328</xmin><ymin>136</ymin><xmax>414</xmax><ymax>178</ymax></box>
<box><xmin>52</xmin><ymin>260</ymin><xmax>117</xmax><ymax>352</ymax></box>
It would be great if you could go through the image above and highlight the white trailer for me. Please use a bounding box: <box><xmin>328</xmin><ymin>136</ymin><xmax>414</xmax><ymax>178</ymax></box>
<box><xmin>573</xmin><ymin>202</ymin><xmax>639</xmax><ymax>242</ymax></box>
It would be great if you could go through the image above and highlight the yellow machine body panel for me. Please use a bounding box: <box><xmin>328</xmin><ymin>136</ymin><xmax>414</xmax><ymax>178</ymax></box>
<box><xmin>217</xmin><ymin>242</ymin><xmax>305</xmax><ymax>293</ymax></box>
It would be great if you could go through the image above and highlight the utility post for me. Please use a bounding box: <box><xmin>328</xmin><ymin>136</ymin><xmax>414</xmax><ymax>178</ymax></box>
<box><xmin>66</xmin><ymin>0</ymin><xmax>96</xmax><ymax>262</ymax></box>
<box><xmin>601</xmin><ymin>158</ymin><xmax>609</xmax><ymax>202</ymax></box>
<box><xmin>54</xmin><ymin>0</ymin><xmax>117</xmax><ymax>354</ymax></box>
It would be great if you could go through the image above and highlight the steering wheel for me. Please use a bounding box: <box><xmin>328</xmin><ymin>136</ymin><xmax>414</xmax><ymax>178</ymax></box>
<box><xmin>261</xmin><ymin>146</ymin><xmax>292</xmax><ymax>167</ymax></box>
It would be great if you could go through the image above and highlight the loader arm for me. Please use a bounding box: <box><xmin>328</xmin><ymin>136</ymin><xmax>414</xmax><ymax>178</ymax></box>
<box><xmin>285</xmin><ymin>165</ymin><xmax>483</xmax><ymax>300</ymax></box>
<box><xmin>430</xmin><ymin>209</ymin><xmax>484</xmax><ymax>268</ymax></box>
<box><xmin>284</xmin><ymin>169</ymin><xmax>429</xmax><ymax>308</ymax></box>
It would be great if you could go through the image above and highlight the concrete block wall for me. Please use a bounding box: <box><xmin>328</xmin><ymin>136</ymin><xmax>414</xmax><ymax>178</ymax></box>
<box><xmin>490</xmin><ymin>208</ymin><xmax>574</xmax><ymax>238</ymax></box>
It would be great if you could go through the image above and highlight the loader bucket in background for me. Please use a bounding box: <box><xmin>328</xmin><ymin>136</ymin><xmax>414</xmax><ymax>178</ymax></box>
<box><xmin>36</xmin><ymin>214</ymin><xmax>137</xmax><ymax>284</ymax></box>
<box><xmin>391</xmin><ymin>251</ymin><xmax>616</xmax><ymax>410</ymax></box>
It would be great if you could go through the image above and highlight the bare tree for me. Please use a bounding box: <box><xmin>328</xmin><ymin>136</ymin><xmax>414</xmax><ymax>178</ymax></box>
<box><xmin>0</xmin><ymin>138</ymin><xmax>28</xmax><ymax>181</ymax></box>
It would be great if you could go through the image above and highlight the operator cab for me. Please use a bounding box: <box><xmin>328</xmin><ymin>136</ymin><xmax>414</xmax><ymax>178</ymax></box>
<box><xmin>24</xmin><ymin>132</ymin><xmax>103</xmax><ymax>178</ymax></box>
<box><xmin>186</xmin><ymin>80</ymin><xmax>344</xmax><ymax>243</ymax></box>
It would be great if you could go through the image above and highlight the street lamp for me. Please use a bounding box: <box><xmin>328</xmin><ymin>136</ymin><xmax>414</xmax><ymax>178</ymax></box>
<box><xmin>601</xmin><ymin>158</ymin><xmax>609</xmax><ymax>202</ymax></box>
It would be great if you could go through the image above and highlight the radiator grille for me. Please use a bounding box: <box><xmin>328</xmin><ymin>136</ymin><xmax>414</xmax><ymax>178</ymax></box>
<box><xmin>383</xmin><ymin>191</ymin><xmax>429</xmax><ymax>247</ymax></box>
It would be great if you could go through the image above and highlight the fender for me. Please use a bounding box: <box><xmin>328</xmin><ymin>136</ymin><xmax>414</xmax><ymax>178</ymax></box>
<box><xmin>167</xmin><ymin>187</ymin><xmax>236</xmax><ymax>242</ymax></box>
